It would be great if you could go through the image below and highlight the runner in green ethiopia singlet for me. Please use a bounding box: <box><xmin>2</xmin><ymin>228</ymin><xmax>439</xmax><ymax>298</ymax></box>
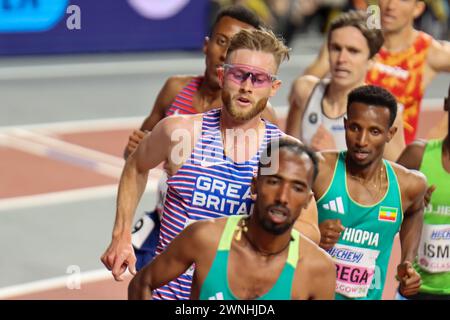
<box><xmin>415</xmin><ymin>139</ymin><xmax>450</xmax><ymax>295</ymax></box>
<box><xmin>318</xmin><ymin>152</ymin><xmax>403</xmax><ymax>300</ymax></box>
<box><xmin>199</xmin><ymin>215</ymin><xmax>300</xmax><ymax>300</ymax></box>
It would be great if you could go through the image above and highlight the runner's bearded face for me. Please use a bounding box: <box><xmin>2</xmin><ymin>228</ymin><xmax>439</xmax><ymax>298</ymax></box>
<box><xmin>253</xmin><ymin>150</ymin><xmax>313</xmax><ymax>235</ymax></box>
<box><xmin>345</xmin><ymin>102</ymin><xmax>392</xmax><ymax>167</ymax></box>
<box><xmin>221</xmin><ymin>49</ymin><xmax>279</xmax><ymax>121</ymax></box>
<box><xmin>203</xmin><ymin>16</ymin><xmax>253</xmax><ymax>89</ymax></box>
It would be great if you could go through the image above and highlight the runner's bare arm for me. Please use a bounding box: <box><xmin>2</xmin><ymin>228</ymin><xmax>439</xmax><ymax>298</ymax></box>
<box><xmin>124</xmin><ymin>130</ymin><xmax>147</xmax><ymax>160</ymax></box>
<box><xmin>310</xmin><ymin>152</ymin><xmax>344</xmax><ymax>249</ymax></box>
<box><xmin>294</xmin><ymin>197</ymin><xmax>320</xmax><ymax>244</ymax></box>
<box><xmin>309</xmin><ymin>249</ymin><xmax>336</xmax><ymax>300</ymax></box>
<box><xmin>123</xmin><ymin>76</ymin><xmax>190</xmax><ymax>159</ymax></box>
<box><xmin>397</xmin><ymin>141</ymin><xmax>436</xmax><ymax>207</ymax></box>
<box><xmin>101</xmin><ymin>118</ymin><xmax>173</xmax><ymax>281</ymax></box>
<box><xmin>128</xmin><ymin>221</ymin><xmax>206</xmax><ymax>299</ymax></box>
<box><xmin>393</xmin><ymin>168</ymin><xmax>427</xmax><ymax>296</ymax></box>
<box><xmin>383</xmin><ymin>107</ymin><xmax>405</xmax><ymax>161</ymax></box>
<box><xmin>396</xmin><ymin>140</ymin><xmax>426</xmax><ymax>170</ymax></box>
<box><xmin>286</xmin><ymin>76</ymin><xmax>319</xmax><ymax>139</ymax></box>
<box><xmin>427</xmin><ymin>39</ymin><xmax>450</xmax><ymax>74</ymax></box>
<box><xmin>303</xmin><ymin>43</ymin><xmax>329</xmax><ymax>78</ymax></box>
<box><xmin>312</xmin><ymin>152</ymin><xmax>339</xmax><ymax>199</ymax></box>
<box><xmin>399</xmin><ymin>170</ymin><xmax>427</xmax><ymax>264</ymax></box>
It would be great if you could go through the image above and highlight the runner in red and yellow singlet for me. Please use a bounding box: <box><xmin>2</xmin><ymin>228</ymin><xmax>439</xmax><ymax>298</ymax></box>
<box><xmin>366</xmin><ymin>31</ymin><xmax>432</xmax><ymax>144</ymax></box>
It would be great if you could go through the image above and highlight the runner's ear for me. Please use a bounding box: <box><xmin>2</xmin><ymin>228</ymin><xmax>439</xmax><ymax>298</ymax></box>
<box><xmin>203</xmin><ymin>36</ymin><xmax>209</xmax><ymax>55</ymax></box>
<box><xmin>386</xmin><ymin>126</ymin><xmax>397</xmax><ymax>143</ymax></box>
<box><xmin>413</xmin><ymin>1</ymin><xmax>426</xmax><ymax>19</ymax></box>
<box><xmin>217</xmin><ymin>67</ymin><xmax>224</xmax><ymax>88</ymax></box>
<box><xmin>269</xmin><ymin>80</ymin><xmax>282</xmax><ymax>97</ymax></box>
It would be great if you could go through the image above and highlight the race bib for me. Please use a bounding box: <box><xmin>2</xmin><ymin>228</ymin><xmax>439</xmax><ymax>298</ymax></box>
<box><xmin>418</xmin><ymin>223</ymin><xmax>450</xmax><ymax>273</ymax></box>
<box><xmin>328</xmin><ymin>244</ymin><xmax>380</xmax><ymax>298</ymax></box>
<box><xmin>131</xmin><ymin>214</ymin><xmax>155</xmax><ymax>249</ymax></box>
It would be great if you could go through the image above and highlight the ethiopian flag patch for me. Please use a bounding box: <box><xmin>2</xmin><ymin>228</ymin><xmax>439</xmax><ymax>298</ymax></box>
<box><xmin>378</xmin><ymin>206</ymin><xmax>398</xmax><ymax>222</ymax></box>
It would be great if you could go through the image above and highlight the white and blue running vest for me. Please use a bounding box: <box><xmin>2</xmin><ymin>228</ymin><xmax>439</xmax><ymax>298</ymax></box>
<box><xmin>301</xmin><ymin>79</ymin><xmax>346</xmax><ymax>151</ymax></box>
<box><xmin>152</xmin><ymin>108</ymin><xmax>283</xmax><ymax>300</ymax></box>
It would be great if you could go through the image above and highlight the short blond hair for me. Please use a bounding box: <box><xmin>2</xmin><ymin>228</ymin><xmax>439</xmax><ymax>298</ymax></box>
<box><xmin>226</xmin><ymin>28</ymin><xmax>290</xmax><ymax>68</ymax></box>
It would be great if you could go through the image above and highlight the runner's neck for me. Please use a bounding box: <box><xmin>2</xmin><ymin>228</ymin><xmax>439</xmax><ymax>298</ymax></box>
<box><xmin>326</xmin><ymin>81</ymin><xmax>365</xmax><ymax>116</ymax></box>
<box><xmin>383</xmin><ymin>27</ymin><xmax>417</xmax><ymax>53</ymax></box>
<box><xmin>346</xmin><ymin>156</ymin><xmax>385</xmax><ymax>182</ymax></box>
<box><xmin>243</xmin><ymin>216</ymin><xmax>293</xmax><ymax>258</ymax></box>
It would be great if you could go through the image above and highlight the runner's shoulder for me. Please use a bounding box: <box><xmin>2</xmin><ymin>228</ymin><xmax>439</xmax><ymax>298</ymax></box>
<box><xmin>184</xmin><ymin>217</ymin><xmax>228</xmax><ymax>246</ymax></box>
<box><xmin>390</xmin><ymin>161</ymin><xmax>427</xmax><ymax>197</ymax></box>
<box><xmin>291</xmin><ymin>75</ymin><xmax>321</xmax><ymax>102</ymax></box>
<box><xmin>160</xmin><ymin>112</ymin><xmax>203</xmax><ymax>130</ymax></box>
<box><xmin>298</xmin><ymin>234</ymin><xmax>335</xmax><ymax>275</ymax></box>
<box><xmin>319</xmin><ymin>151</ymin><xmax>340</xmax><ymax>168</ymax></box>
<box><xmin>163</xmin><ymin>75</ymin><xmax>198</xmax><ymax>94</ymax></box>
<box><xmin>396</xmin><ymin>139</ymin><xmax>427</xmax><ymax>169</ymax></box>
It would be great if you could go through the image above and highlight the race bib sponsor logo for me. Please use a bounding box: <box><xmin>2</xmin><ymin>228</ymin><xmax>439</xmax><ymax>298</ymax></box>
<box><xmin>182</xmin><ymin>220</ymin><xmax>196</xmax><ymax>277</ymax></box>
<box><xmin>329</xmin><ymin>244</ymin><xmax>380</xmax><ymax>298</ymax></box>
<box><xmin>418</xmin><ymin>224</ymin><xmax>450</xmax><ymax>273</ymax></box>
<box><xmin>331</xmin><ymin>124</ymin><xmax>345</xmax><ymax>132</ymax></box>
<box><xmin>373</xmin><ymin>62</ymin><xmax>409</xmax><ymax>80</ymax></box>
<box><xmin>328</xmin><ymin>247</ymin><xmax>364</xmax><ymax>263</ymax></box>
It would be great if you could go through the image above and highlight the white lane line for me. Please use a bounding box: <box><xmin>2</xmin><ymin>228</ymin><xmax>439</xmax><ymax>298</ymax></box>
<box><xmin>0</xmin><ymin>116</ymin><xmax>142</xmax><ymax>135</ymax></box>
<box><xmin>0</xmin><ymin>122</ymin><xmax>163</xmax><ymax>211</ymax></box>
<box><xmin>1</xmin><ymin>133</ymin><xmax>123</xmax><ymax>178</ymax></box>
<box><xmin>11</xmin><ymin>129</ymin><xmax>125</xmax><ymax>168</ymax></box>
<box><xmin>0</xmin><ymin>268</ymin><xmax>128</xmax><ymax>299</ymax></box>
<box><xmin>0</xmin><ymin>181</ymin><xmax>158</xmax><ymax>212</ymax></box>
<box><xmin>1</xmin><ymin>129</ymin><xmax>163</xmax><ymax>179</ymax></box>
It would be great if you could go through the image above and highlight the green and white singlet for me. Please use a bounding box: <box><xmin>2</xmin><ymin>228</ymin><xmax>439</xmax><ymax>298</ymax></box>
<box><xmin>415</xmin><ymin>139</ymin><xmax>450</xmax><ymax>295</ymax></box>
<box><xmin>199</xmin><ymin>215</ymin><xmax>300</xmax><ymax>300</ymax></box>
<box><xmin>318</xmin><ymin>152</ymin><xmax>403</xmax><ymax>300</ymax></box>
